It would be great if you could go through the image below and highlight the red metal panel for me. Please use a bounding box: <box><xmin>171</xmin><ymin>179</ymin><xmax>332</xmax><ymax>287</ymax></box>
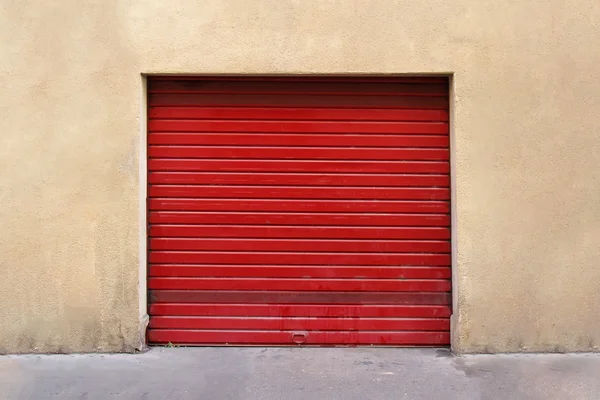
<box><xmin>148</xmin><ymin>132</ymin><xmax>450</xmax><ymax>147</ymax></box>
<box><xmin>149</xmin><ymin>225</ymin><xmax>450</xmax><ymax>239</ymax></box>
<box><xmin>149</xmin><ymin>238</ymin><xmax>450</xmax><ymax>253</ymax></box>
<box><xmin>148</xmin><ymin>159</ymin><xmax>450</xmax><ymax>173</ymax></box>
<box><xmin>147</xmin><ymin>330</ymin><xmax>450</xmax><ymax>346</ymax></box>
<box><xmin>149</xmin><ymin>199</ymin><xmax>450</xmax><ymax>213</ymax></box>
<box><xmin>148</xmin><ymin>80</ymin><xmax>448</xmax><ymax>95</ymax></box>
<box><xmin>149</xmin><ymin>252</ymin><xmax>451</xmax><ymax>266</ymax></box>
<box><xmin>147</xmin><ymin>76</ymin><xmax>451</xmax><ymax>347</ymax></box>
<box><xmin>148</xmin><ymin>277</ymin><xmax>450</xmax><ymax>291</ymax></box>
<box><xmin>148</xmin><ymin>212</ymin><xmax>450</xmax><ymax>226</ymax></box>
<box><xmin>149</xmin><ymin>265</ymin><xmax>451</xmax><ymax>279</ymax></box>
<box><xmin>149</xmin><ymin>172</ymin><xmax>450</xmax><ymax>187</ymax></box>
<box><xmin>149</xmin><ymin>76</ymin><xmax>448</xmax><ymax>83</ymax></box>
<box><xmin>149</xmin><ymin>290</ymin><xmax>452</xmax><ymax>304</ymax></box>
<box><xmin>148</xmin><ymin>186</ymin><xmax>450</xmax><ymax>200</ymax></box>
<box><xmin>149</xmin><ymin>107</ymin><xmax>449</xmax><ymax>121</ymax></box>
<box><xmin>148</xmin><ymin>146</ymin><xmax>449</xmax><ymax>161</ymax></box>
<box><xmin>148</xmin><ymin>120</ymin><xmax>448</xmax><ymax>134</ymax></box>
<box><xmin>149</xmin><ymin>304</ymin><xmax>452</xmax><ymax>318</ymax></box>
<box><xmin>149</xmin><ymin>93</ymin><xmax>448</xmax><ymax>108</ymax></box>
<box><xmin>147</xmin><ymin>279</ymin><xmax>450</xmax><ymax>293</ymax></box>
<box><xmin>148</xmin><ymin>316</ymin><xmax>450</xmax><ymax>331</ymax></box>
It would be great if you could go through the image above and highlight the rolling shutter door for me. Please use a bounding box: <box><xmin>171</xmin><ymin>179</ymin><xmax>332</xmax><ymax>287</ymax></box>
<box><xmin>147</xmin><ymin>76</ymin><xmax>451</xmax><ymax>346</ymax></box>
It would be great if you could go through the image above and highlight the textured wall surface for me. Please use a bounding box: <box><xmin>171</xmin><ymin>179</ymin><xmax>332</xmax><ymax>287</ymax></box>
<box><xmin>1</xmin><ymin>0</ymin><xmax>599</xmax><ymax>353</ymax></box>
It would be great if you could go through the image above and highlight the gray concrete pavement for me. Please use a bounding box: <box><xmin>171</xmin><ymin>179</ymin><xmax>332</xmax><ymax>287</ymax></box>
<box><xmin>0</xmin><ymin>348</ymin><xmax>599</xmax><ymax>399</ymax></box>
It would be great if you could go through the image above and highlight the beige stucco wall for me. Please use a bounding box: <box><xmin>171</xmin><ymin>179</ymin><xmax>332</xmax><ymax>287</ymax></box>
<box><xmin>1</xmin><ymin>0</ymin><xmax>599</xmax><ymax>353</ymax></box>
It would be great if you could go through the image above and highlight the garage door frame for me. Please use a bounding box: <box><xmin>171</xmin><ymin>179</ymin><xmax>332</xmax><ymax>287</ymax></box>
<box><xmin>139</xmin><ymin>74</ymin><xmax>457</xmax><ymax>347</ymax></box>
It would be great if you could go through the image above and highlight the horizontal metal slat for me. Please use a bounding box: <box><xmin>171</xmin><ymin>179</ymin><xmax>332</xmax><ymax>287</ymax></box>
<box><xmin>148</xmin><ymin>146</ymin><xmax>449</xmax><ymax>161</ymax></box>
<box><xmin>149</xmin><ymin>251</ymin><xmax>451</xmax><ymax>266</ymax></box>
<box><xmin>148</xmin><ymin>303</ymin><xmax>452</xmax><ymax>318</ymax></box>
<box><xmin>148</xmin><ymin>211</ymin><xmax>450</xmax><ymax>226</ymax></box>
<box><xmin>148</xmin><ymin>277</ymin><xmax>450</xmax><ymax>291</ymax></box>
<box><xmin>149</xmin><ymin>199</ymin><xmax>450</xmax><ymax>214</ymax></box>
<box><xmin>149</xmin><ymin>290</ymin><xmax>451</xmax><ymax>305</ymax></box>
<box><xmin>148</xmin><ymin>186</ymin><xmax>450</xmax><ymax>200</ymax></box>
<box><xmin>148</xmin><ymin>316</ymin><xmax>450</xmax><ymax>331</ymax></box>
<box><xmin>149</xmin><ymin>225</ymin><xmax>450</xmax><ymax>240</ymax></box>
<box><xmin>148</xmin><ymin>159</ymin><xmax>450</xmax><ymax>173</ymax></box>
<box><xmin>149</xmin><ymin>76</ymin><xmax>448</xmax><ymax>83</ymax></box>
<box><xmin>149</xmin><ymin>93</ymin><xmax>449</xmax><ymax>109</ymax></box>
<box><xmin>148</xmin><ymin>80</ymin><xmax>448</xmax><ymax>96</ymax></box>
<box><xmin>149</xmin><ymin>107</ymin><xmax>449</xmax><ymax>122</ymax></box>
<box><xmin>146</xmin><ymin>329</ymin><xmax>450</xmax><ymax>345</ymax></box>
<box><xmin>148</xmin><ymin>120</ymin><xmax>448</xmax><ymax>134</ymax></box>
<box><xmin>149</xmin><ymin>238</ymin><xmax>450</xmax><ymax>253</ymax></box>
<box><xmin>148</xmin><ymin>172</ymin><xmax>449</xmax><ymax>187</ymax></box>
<box><xmin>148</xmin><ymin>133</ymin><xmax>450</xmax><ymax>147</ymax></box>
<box><xmin>149</xmin><ymin>265</ymin><xmax>451</xmax><ymax>279</ymax></box>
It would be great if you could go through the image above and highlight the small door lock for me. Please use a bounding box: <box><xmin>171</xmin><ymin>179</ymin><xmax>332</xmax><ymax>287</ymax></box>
<box><xmin>291</xmin><ymin>332</ymin><xmax>308</xmax><ymax>344</ymax></box>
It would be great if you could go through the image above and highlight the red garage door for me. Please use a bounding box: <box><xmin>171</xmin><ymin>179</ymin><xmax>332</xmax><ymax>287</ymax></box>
<box><xmin>147</xmin><ymin>76</ymin><xmax>451</xmax><ymax>346</ymax></box>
